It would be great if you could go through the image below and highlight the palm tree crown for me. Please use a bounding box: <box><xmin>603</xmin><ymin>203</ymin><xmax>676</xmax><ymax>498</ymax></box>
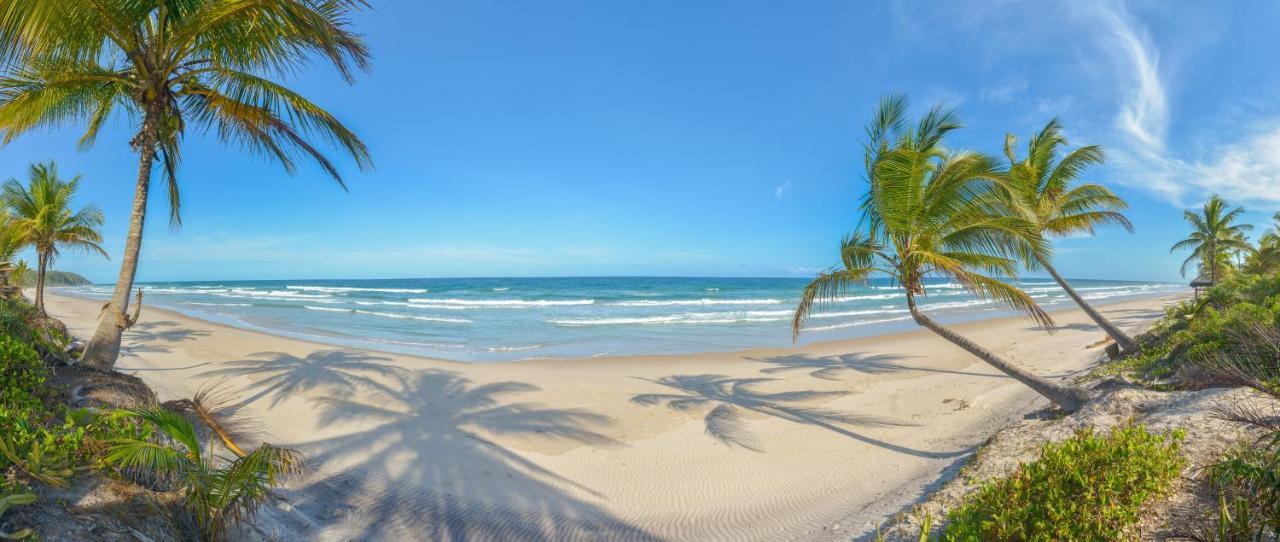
<box><xmin>791</xmin><ymin>95</ymin><xmax>1092</xmax><ymax>412</ymax></box>
<box><xmin>0</xmin><ymin>0</ymin><xmax>373</xmax><ymax>223</ymax></box>
<box><xmin>999</xmin><ymin>119</ymin><xmax>1136</xmax><ymax>353</ymax></box>
<box><xmin>1171</xmin><ymin>195</ymin><xmax>1253</xmax><ymax>284</ymax></box>
<box><xmin>1001</xmin><ymin>119</ymin><xmax>1132</xmax><ymax>239</ymax></box>
<box><xmin>0</xmin><ymin>0</ymin><xmax>373</xmax><ymax>368</ymax></box>
<box><xmin>792</xmin><ymin>94</ymin><xmax>1051</xmax><ymax>339</ymax></box>
<box><xmin>2</xmin><ymin>161</ymin><xmax>106</xmax><ymax>312</ymax></box>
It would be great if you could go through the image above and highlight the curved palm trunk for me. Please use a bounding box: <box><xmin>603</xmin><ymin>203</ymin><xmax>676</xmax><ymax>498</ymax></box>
<box><xmin>907</xmin><ymin>295</ymin><xmax>1090</xmax><ymax>412</ymax></box>
<box><xmin>1039</xmin><ymin>260</ymin><xmax>1135</xmax><ymax>353</ymax></box>
<box><xmin>34</xmin><ymin>251</ymin><xmax>47</xmax><ymax>314</ymax></box>
<box><xmin>80</xmin><ymin>122</ymin><xmax>156</xmax><ymax>370</ymax></box>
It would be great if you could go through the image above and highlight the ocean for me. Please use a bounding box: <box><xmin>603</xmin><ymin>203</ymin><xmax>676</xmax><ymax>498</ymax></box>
<box><xmin>59</xmin><ymin>277</ymin><xmax>1184</xmax><ymax>362</ymax></box>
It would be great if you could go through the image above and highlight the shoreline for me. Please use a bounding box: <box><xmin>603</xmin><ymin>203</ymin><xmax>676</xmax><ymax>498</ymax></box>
<box><xmin>43</xmin><ymin>290</ymin><xmax>1187</xmax><ymax>541</ymax></box>
<box><xmin>50</xmin><ymin>286</ymin><xmax>1184</xmax><ymax>366</ymax></box>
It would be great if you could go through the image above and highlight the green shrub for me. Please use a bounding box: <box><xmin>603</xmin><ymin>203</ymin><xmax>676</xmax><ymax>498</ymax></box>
<box><xmin>0</xmin><ymin>488</ymin><xmax>35</xmax><ymax>540</ymax></box>
<box><xmin>1192</xmin><ymin>431</ymin><xmax>1280</xmax><ymax>540</ymax></box>
<box><xmin>1103</xmin><ymin>271</ymin><xmax>1280</xmax><ymax>385</ymax></box>
<box><xmin>0</xmin><ymin>333</ymin><xmax>48</xmax><ymax>414</ymax></box>
<box><xmin>942</xmin><ymin>424</ymin><xmax>1185</xmax><ymax>541</ymax></box>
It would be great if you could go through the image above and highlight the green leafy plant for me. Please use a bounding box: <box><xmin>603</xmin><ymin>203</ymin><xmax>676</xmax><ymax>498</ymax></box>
<box><xmin>0</xmin><ymin>333</ymin><xmax>47</xmax><ymax>414</ymax></box>
<box><xmin>0</xmin><ymin>490</ymin><xmax>35</xmax><ymax>540</ymax></box>
<box><xmin>106</xmin><ymin>408</ymin><xmax>303</xmax><ymax>541</ymax></box>
<box><xmin>942</xmin><ymin>424</ymin><xmax>1184</xmax><ymax>541</ymax></box>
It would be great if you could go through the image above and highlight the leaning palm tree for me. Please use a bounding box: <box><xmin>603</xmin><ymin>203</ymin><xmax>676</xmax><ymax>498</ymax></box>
<box><xmin>792</xmin><ymin>95</ymin><xmax>1091</xmax><ymax>412</ymax></box>
<box><xmin>1171</xmin><ymin>196</ymin><xmax>1253</xmax><ymax>285</ymax></box>
<box><xmin>0</xmin><ymin>0</ymin><xmax>373</xmax><ymax>369</ymax></box>
<box><xmin>999</xmin><ymin>119</ymin><xmax>1137</xmax><ymax>353</ymax></box>
<box><xmin>2</xmin><ymin>161</ymin><xmax>107</xmax><ymax>314</ymax></box>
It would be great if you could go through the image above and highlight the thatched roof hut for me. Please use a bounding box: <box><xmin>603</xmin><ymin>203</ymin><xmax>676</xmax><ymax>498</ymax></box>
<box><xmin>1190</xmin><ymin>273</ymin><xmax>1213</xmax><ymax>299</ymax></box>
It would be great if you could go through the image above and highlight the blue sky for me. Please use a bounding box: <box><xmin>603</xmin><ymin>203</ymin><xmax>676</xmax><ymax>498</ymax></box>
<box><xmin>4</xmin><ymin>0</ymin><xmax>1279</xmax><ymax>283</ymax></box>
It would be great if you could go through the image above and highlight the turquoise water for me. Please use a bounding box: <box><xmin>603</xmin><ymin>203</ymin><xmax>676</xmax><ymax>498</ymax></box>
<box><xmin>60</xmin><ymin>277</ymin><xmax>1183</xmax><ymax>362</ymax></box>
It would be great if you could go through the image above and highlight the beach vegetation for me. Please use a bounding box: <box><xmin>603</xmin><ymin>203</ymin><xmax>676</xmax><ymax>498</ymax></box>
<box><xmin>1099</xmin><ymin>270</ymin><xmax>1280</xmax><ymax>385</ymax></box>
<box><xmin>1171</xmin><ymin>195</ymin><xmax>1254</xmax><ymax>286</ymax></box>
<box><xmin>1179</xmin><ymin>320</ymin><xmax>1280</xmax><ymax>540</ymax></box>
<box><xmin>0</xmin><ymin>0</ymin><xmax>374</xmax><ymax>370</ymax></box>
<box><xmin>0</xmin><ymin>293</ymin><xmax>302</xmax><ymax>540</ymax></box>
<box><xmin>998</xmin><ymin>119</ymin><xmax>1138</xmax><ymax>353</ymax></box>
<box><xmin>0</xmin><ymin>489</ymin><xmax>36</xmax><ymax>540</ymax></box>
<box><xmin>790</xmin><ymin>94</ymin><xmax>1091</xmax><ymax>412</ymax></box>
<box><xmin>1</xmin><ymin>161</ymin><xmax>106</xmax><ymax>314</ymax></box>
<box><xmin>941</xmin><ymin>424</ymin><xmax>1185</xmax><ymax>542</ymax></box>
<box><xmin>107</xmin><ymin>407</ymin><xmax>303</xmax><ymax>541</ymax></box>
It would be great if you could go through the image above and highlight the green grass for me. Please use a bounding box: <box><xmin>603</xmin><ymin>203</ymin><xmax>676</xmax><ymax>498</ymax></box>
<box><xmin>942</xmin><ymin>424</ymin><xmax>1185</xmax><ymax>541</ymax></box>
<box><xmin>1197</xmin><ymin>434</ymin><xmax>1280</xmax><ymax>540</ymax></box>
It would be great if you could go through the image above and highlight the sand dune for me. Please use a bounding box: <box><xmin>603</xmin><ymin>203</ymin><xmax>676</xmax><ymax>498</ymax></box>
<box><xmin>43</xmin><ymin>291</ymin><xmax>1183</xmax><ymax>541</ymax></box>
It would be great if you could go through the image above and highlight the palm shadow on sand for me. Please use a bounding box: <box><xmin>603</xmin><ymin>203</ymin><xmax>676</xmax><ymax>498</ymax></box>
<box><xmin>198</xmin><ymin>349</ymin><xmax>405</xmax><ymax>408</ymax></box>
<box><xmin>748</xmin><ymin>352</ymin><xmax>1007</xmax><ymax>380</ymax></box>
<box><xmin>632</xmin><ymin>374</ymin><xmax>967</xmax><ymax>459</ymax></box>
<box><xmin>282</xmin><ymin>369</ymin><xmax>658</xmax><ymax>541</ymax></box>
<box><xmin>121</xmin><ymin>320</ymin><xmax>211</xmax><ymax>354</ymax></box>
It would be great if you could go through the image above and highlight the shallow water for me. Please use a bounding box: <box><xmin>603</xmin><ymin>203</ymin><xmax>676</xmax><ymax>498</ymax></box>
<box><xmin>60</xmin><ymin>276</ymin><xmax>1183</xmax><ymax>361</ymax></box>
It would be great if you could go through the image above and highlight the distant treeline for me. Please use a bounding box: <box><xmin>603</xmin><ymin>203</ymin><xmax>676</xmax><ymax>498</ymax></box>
<box><xmin>15</xmin><ymin>270</ymin><xmax>92</xmax><ymax>287</ymax></box>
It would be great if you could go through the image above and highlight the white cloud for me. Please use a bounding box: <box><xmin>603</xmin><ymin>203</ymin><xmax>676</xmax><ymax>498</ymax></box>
<box><xmin>980</xmin><ymin>77</ymin><xmax>1029</xmax><ymax>104</ymax></box>
<box><xmin>1077</xmin><ymin>1</ymin><xmax>1280</xmax><ymax>205</ymax></box>
<box><xmin>775</xmin><ymin>180</ymin><xmax>792</xmax><ymax>200</ymax></box>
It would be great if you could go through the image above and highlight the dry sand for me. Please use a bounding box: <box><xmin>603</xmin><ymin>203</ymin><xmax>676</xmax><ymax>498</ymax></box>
<box><xmin>43</xmin><ymin>290</ymin><xmax>1185</xmax><ymax>541</ymax></box>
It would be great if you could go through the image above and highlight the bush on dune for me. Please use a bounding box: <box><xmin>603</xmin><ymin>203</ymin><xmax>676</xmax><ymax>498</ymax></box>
<box><xmin>1101</xmin><ymin>273</ymin><xmax>1280</xmax><ymax>385</ymax></box>
<box><xmin>941</xmin><ymin>424</ymin><xmax>1185</xmax><ymax>542</ymax></box>
<box><xmin>0</xmin><ymin>296</ymin><xmax>300</xmax><ymax>540</ymax></box>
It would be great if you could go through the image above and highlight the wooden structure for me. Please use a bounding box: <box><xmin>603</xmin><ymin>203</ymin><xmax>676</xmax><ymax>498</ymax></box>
<box><xmin>0</xmin><ymin>263</ymin><xmax>18</xmax><ymax>299</ymax></box>
<box><xmin>1190</xmin><ymin>273</ymin><xmax>1213</xmax><ymax>300</ymax></box>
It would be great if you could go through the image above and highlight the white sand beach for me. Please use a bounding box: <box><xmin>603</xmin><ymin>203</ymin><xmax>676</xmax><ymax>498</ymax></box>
<box><xmin>43</xmin><ymin>291</ymin><xmax>1184</xmax><ymax>541</ymax></box>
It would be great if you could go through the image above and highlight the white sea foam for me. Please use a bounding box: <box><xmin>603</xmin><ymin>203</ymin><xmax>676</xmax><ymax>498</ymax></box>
<box><xmin>287</xmin><ymin>285</ymin><xmax>429</xmax><ymax>294</ymax></box>
<box><xmin>303</xmin><ymin>306</ymin><xmax>349</xmax><ymax>312</ymax></box>
<box><xmin>805</xmin><ymin>316</ymin><xmax>913</xmax><ymax>332</ymax></box>
<box><xmin>485</xmin><ymin>344</ymin><xmax>543</xmax><ymax>352</ymax></box>
<box><xmin>407</xmin><ymin>298</ymin><xmax>595</xmax><ymax>307</ymax></box>
<box><xmin>610</xmin><ymin>298</ymin><xmax>783</xmax><ymax>307</ymax></box>
<box><xmin>491</xmin><ymin>287</ymin><xmax>510</xmax><ymax>292</ymax></box>
<box><xmin>186</xmin><ymin>302</ymin><xmax>252</xmax><ymax>307</ymax></box>
<box><xmin>549</xmin><ymin>308</ymin><xmax>901</xmax><ymax>326</ymax></box>
<box><xmin>304</xmin><ymin>305</ymin><xmax>471</xmax><ymax>323</ymax></box>
<box><xmin>354</xmin><ymin>310</ymin><xmax>471</xmax><ymax>324</ymax></box>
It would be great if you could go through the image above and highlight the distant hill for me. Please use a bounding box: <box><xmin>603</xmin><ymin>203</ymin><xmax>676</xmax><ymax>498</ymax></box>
<box><xmin>15</xmin><ymin>270</ymin><xmax>93</xmax><ymax>287</ymax></box>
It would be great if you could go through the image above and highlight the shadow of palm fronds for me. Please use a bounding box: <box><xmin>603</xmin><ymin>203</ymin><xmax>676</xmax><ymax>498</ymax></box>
<box><xmin>632</xmin><ymin>374</ymin><xmax>961</xmax><ymax>458</ymax></box>
<box><xmin>749</xmin><ymin>353</ymin><xmax>1005</xmax><ymax>380</ymax></box>
<box><xmin>284</xmin><ymin>369</ymin><xmax>652</xmax><ymax>540</ymax></box>
<box><xmin>199</xmin><ymin>349</ymin><xmax>405</xmax><ymax>408</ymax></box>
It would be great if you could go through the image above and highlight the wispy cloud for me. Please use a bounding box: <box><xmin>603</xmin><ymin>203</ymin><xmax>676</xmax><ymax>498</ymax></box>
<box><xmin>1077</xmin><ymin>1</ymin><xmax>1280</xmax><ymax>205</ymax></box>
<box><xmin>980</xmin><ymin>77</ymin><xmax>1029</xmax><ymax>104</ymax></box>
<box><xmin>775</xmin><ymin>180</ymin><xmax>792</xmax><ymax>200</ymax></box>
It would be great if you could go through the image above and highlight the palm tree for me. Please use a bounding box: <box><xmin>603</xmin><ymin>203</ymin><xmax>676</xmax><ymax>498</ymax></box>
<box><xmin>791</xmin><ymin>95</ymin><xmax>1091</xmax><ymax>412</ymax></box>
<box><xmin>999</xmin><ymin>119</ymin><xmax>1137</xmax><ymax>353</ymax></box>
<box><xmin>1170</xmin><ymin>196</ymin><xmax>1253</xmax><ymax>285</ymax></box>
<box><xmin>1245</xmin><ymin>212</ymin><xmax>1280</xmax><ymax>275</ymax></box>
<box><xmin>0</xmin><ymin>1</ymin><xmax>373</xmax><ymax>369</ymax></box>
<box><xmin>2</xmin><ymin>161</ymin><xmax>106</xmax><ymax>314</ymax></box>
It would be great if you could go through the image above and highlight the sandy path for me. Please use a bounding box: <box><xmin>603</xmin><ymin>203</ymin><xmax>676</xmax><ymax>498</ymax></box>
<box><xmin>43</xmin><ymin>290</ymin><xmax>1184</xmax><ymax>541</ymax></box>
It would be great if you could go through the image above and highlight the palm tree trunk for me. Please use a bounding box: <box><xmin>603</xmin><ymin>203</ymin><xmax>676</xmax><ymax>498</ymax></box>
<box><xmin>34</xmin><ymin>252</ymin><xmax>46</xmax><ymax>314</ymax></box>
<box><xmin>79</xmin><ymin>115</ymin><xmax>157</xmax><ymax>370</ymax></box>
<box><xmin>906</xmin><ymin>294</ymin><xmax>1090</xmax><ymax>412</ymax></box>
<box><xmin>1039</xmin><ymin>260</ymin><xmax>1135</xmax><ymax>353</ymax></box>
